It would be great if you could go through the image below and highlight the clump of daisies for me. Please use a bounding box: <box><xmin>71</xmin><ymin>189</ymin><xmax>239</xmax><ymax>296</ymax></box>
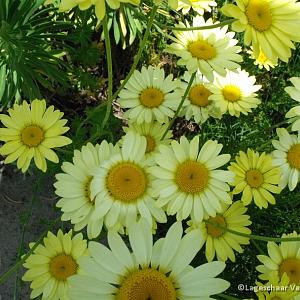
<box><xmin>166</xmin><ymin>16</ymin><xmax>242</xmax><ymax>82</ymax></box>
<box><xmin>0</xmin><ymin>99</ymin><xmax>71</xmax><ymax>172</ymax></box>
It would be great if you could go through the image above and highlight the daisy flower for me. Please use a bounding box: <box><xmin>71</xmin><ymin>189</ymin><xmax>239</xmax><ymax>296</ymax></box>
<box><xmin>177</xmin><ymin>0</ymin><xmax>217</xmax><ymax>15</ymax></box>
<box><xmin>187</xmin><ymin>200</ymin><xmax>251</xmax><ymax>262</ymax></box>
<box><xmin>54</xmin><ymin>142</ymin><xmax>118</xmax><ymax>239</ymax></box>
<box><xmin>59</xmin><ymin>0</ymin><xmax>140</xmax><ymax>21</ymax></box>
<box><xmin>285</xmin><ymin>77</ymin><xmax>300</xmax><ymax>131</ymax></box>
<box><xmin>90</xmin><ymin>131</ymin><xmax>166</xmax><ymax>231</ymax></box>
<box><xmin>150</xmin><ymin>136</ymin><xmax>234</xmax><ymax>222</ymax></box>
<box><xmin>22</xmin><ymin>230</ymin><xmax>88</xmax><ymax>300</ymax></box>
<box><xmin>272</xmin><ymin>128</ymin><xmax>300</xmax><ymax>191</ymax></box>
<box><xmin>123</xmin><ymin>121</ymin><xmax>172</xmax><ymax>162</ymax></box>
<box><xmin>69</xmin><ymin>218</ymin><xmax>230</xmax><ymax>300</ymax></box>
<box><xmin>117</xmin><ymin>66</ymin><xmax>181</xmax><ymax>124</ymax></box>
<box><xmin>256</xmin><ymin>273</ymin><xmax>299</xmax><ymax>300</ymax></box>
<box><xmin>166</xmin><ymin>16</ymin><xmax>242</xmax><ymax>82</ymax></box>
<box><xmin>228</xmin><ymin>149</ymin><xmax>281</xmax><ymax>209</ymax></box>
<box><xmin>248</xmin><ymin>47</ymin><xmax>278</xmax><ymax>71</ymax></box>
<box><xmin>256</xmin><ymin>231</ymin><xmax>300</xmax><ymax>286</ymax></box>
<box><xmin>179</xmin><ymin>71</ymin><xmax>222</xmax><ymax>124</ymax></box>
<box><xmin>221</xmin><ymin>0</ymin><xmax>300</xmax><ymax>63</ymax></box>
<box><xmin>209</xmin><ymin>69</ymin><xmax>261</xmax><ymax>117</ymax></box>
<box><xmin>0</xmin><ymin>99</ymin><xmax>71</xmax><ymax>173</ymax></box>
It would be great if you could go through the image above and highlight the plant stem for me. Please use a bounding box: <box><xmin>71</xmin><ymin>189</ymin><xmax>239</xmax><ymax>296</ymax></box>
<box><xmin>12</xmin><ymin>179</ymin><xmax>41</xmax><ymax>300</ymax></box>
<box><xmin>251</xmin><ymin>239</ymin><xmax>266</xmax><ymax>255</ymax></box>
<box><xmin>0</xmin><ymin>216</ymin><xmax>60</xmax><ymax>285</ymax></box>
<box><xmin>100</xmin><ymin>5</ymin><xmax>159</xmax><ymax>130</ymax></box>
<box><xmin>155</xmin><ymin>19</ymin><xmax>234</xmax><ymax>31</ymax></box>
<box><xmin>101</xmin><ymin>14</ymin><xmax>114</xmax><ymax>130</ymax></box>
<box><xmin>204</xmin><ymin>219</ymin><xmax>300</xmax><ymax>242</ymax></box>
<box><xmin>161</xmin><ymin>72</ymin><xmax>196</xmax><ymax>139</ymax></box>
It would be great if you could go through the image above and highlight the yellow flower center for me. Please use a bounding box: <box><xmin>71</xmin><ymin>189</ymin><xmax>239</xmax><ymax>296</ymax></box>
<box><xmin>189</xmin><ymin>84</ymin><xmax>212</xmax><ymax>107</ymax></box>
<box><xmin>49</xmin><ymin>254</ymin><xmax>78</xmax><ymax>281</ymax></box>
<box><xmin>139</xmin><ymin>88</ymin><xmax>164</xmax><ymax>108</ymax></box>
<box><xmin>245</xmin><ymin>0</ymin><xmax>272</xmax><ymax>32</ymax></box>
<box><xmin>188</xmin><ymin>40</ymin><xmax>216</xmax><ymax>60</ymax></box>
<box><xmin>279</xmin><ymin>258</ymin><xmax>300</xmax><ymax>284</ymax></box>
<box><xmin>246</xmin><ymin>169</ymin><xmax>264</xmax><ymax>188</ymax></box>
<box><xmin>257</xmin><ymin>51</ymin><xmax>267</xmax><ymax>64</ymax></box>
<box><xmin>271</xmin><ymin>298</ymin><xmax>281</xmax><ymax>300</ymax></box>
<box><xmin>175</xmin><ymin>160</ymin><xmax>209</xmax><ymax>194</ymax></box>
<box><xmin>117</xmin><ymin>268</ymin><xmax>176</xmax><ymax>300</ymax></box>
<box><xmin>287</xmin><ymin>144</ymin><xmax>300</xmax><ymax>170</ymax></box>
<box><xmin>106</xmin><ymin>162</ymin><xmax>147</xmax><ymax>202</ymax></box>
<box><xmin>222</xmin><ymin>85</ymin><xmax>241</xmax><ymax>102</ymax></box>
<box><xmin>206</xmin><ymin>215</ymin><xmax>227</xmax><ymax>238</ymax></box>
<box><xmin>145</xmin><ymin>135</ymin><xmax>156</xmax><ymax>153</ymax></box>
<box><xmin>84</xmin><ymin>177</ymin><xmax>95</xmax><ymax>204</ymax></box>
<box><xmin>21</xmin><ymin>125</ymin><xmax>44</xmax><ymax>147</ymax></box>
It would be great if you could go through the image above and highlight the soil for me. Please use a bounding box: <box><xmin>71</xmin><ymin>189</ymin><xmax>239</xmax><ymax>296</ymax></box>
<box><xmin>0</xmin><ymin>165</ymin><xmax>59</xmax><ymax>300</ymax></box>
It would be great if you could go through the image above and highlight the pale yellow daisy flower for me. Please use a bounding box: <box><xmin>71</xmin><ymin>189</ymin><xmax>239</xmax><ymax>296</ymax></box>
<box><xmin>285</xmin><ymin>77</ymin><xmax>300</xmax><ymax>131</ymax></box>
<box><xmin>187</xmin><ymin>200</ymin><xmax>251</xmax><ymax>262</ymax></box>
<box><xmin>209</xmin><ymin>69</ymin><xmax>261</xmax><ymax>117</ymax></box>
<box><xmin>0</xmin><ymin>99</ymin><xmax>71</xmax><ymax>173</ymax></box>
<box><xmin>166</xmin><ymin>16</ymin><xmax>242</xmax><ymax>82</ymax></box>
<box><xmin>117</xmin><ymin>66</ymin><xmax>181</xmax><ymax>124</ymax></box>
<box><xmin>90</xmin><ymin>131</ymin><xmax>167</xmax><ymax>231</ymax></box>
<box><xmin>69</xmin><ymin>218</ymin><xmax>230</xmax><ymax>299</ymax></box>
<box><xmin>150</xmin><ymin>135</ymin><xmax>234</xmax><ymax>222</ymax></box>
<box><xmin>177</xmin><ymin>0</ymin><xmax>217</xmax><ymax>15</ymax></box>
<box><xmin>179</xmin><ymin>71</ymin><xmax>223</xmax><ymax>124</ymax></box>
<box><xmin>248</xmin><ymin>47</ymin><xmax>278</xmax><ymax>71</ymax></box>
<box><xmin>228</xmin><ymin>149</ymin><xmax>281</xmax><ymax>209</ymax></box>
<box><xmin>22</xmin><ymin>230</ymin><xmax>88</xmax><ymax>300</ymax></box>
<box><xmin>55</xmin><ymin>141</ymin><xmax>119</xmax><ymax>239</ymax></box>
<box><xmin>272</xmin><ymin>128</ymin><xmax>300</xmax><ymax>191</ymax></box>
<box><xmin>221</xmin><ymin>0</ymin><xmax>300</xmax><ymax>63</ymax></box>
<box><xmin>256</xmin><ymin>273</ymin><xmax>299</xmax><ymax>300</ymax></box>
<box><xmin>256</xmin><ymin>232</ymin><xmax>300</xmax><ymax>287</ymax></box>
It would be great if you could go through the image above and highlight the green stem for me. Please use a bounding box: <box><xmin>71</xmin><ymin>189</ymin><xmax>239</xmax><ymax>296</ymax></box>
<box><xmin>0</xmin><ymin>217</ymin><xmax>60</xmax><ymax>285</ymax></box>
<box><xmin>161</xmin><ymin>72</ymin><xmax>196</xmax><ymax>139</ymax></box>
<box><xmin>13</xmin><ymin>179</ymin><xmax>41</xmax><ymax>300</ymax></box>
<box><xmin>205</xmin><ymin>219</ymin><xmax>300</xmax><ymax>242</ymax></box>
<box><xmin>251</xmin><ymin>239</ymin><xmax>266</xmax><ymax>255</ymax></box>
<box><xmin>154</xmin><ymin>19</ymin><xmax>234</xmax><ymax>31</ymax></box>
<box><xmin>100</xmin><ymin>5</ymin><xmax>159</xmax><ymax>130</ymax></box>
<box><xmin>101</xmin><ymin>13</ymin><xmax>114</xmax><ymax>130</ymax></box>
